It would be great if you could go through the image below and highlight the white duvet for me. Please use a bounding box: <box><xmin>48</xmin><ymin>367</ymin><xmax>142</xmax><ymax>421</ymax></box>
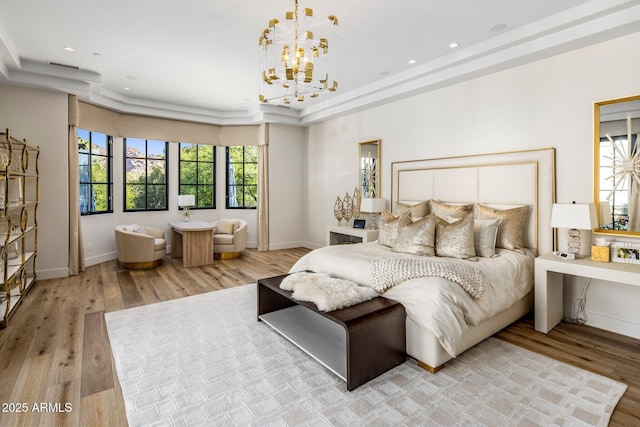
<box><xmin>289</xmin><ymin>242</ymin><xmax>534</xmax><ymax>357</ymax></box>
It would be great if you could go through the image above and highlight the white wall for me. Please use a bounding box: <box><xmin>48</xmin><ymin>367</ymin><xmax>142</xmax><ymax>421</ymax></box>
<box><xmin>0</xmin><ymin>85</ymin><xmax>69</xmax><ymax>279</ymax></box>
<box><xmin>304</xmin><ymin>32</ymin><xmax>640</xmax><ymax>338</ymax></box>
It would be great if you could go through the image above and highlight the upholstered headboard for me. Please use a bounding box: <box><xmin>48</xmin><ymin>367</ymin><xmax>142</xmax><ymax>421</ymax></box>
<box><xmin>391</xmin><ymin>149</ymin><xmax>556</xmax><ymax>255</ymax></box>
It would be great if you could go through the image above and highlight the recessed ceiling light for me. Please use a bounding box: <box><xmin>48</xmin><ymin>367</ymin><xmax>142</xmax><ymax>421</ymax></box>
<box><xmin>92</xmin><ymin>52</ymin><xmax>101</xmax><ymax>57</ymax></box>
<box><xmin>125</xmin><ymin>75</ymin><xmax>137</xmax><ymax>80</ymax></box>
<box><xmin>123</xmin><ymin>87</ymin><xmax>131</xmax><ymax>91</ymax></box>
<box><xmin>379</xmin><ymin>71</ymin><xmax>390</xmax><ymax>76</ymax></box>
<box><xmin>63</xmin><ymin>46</ymin><xmax>75</xmax><ymax>52</ymax></box>
<box><xmin>408</xmin><ymin>59</ymin><xmax>417</xmax><ymax>65</ymax></box>
<box><xmin>449</xmin><ymin>42</ymin><xmax>459</xmax><ymax>48</ymax></box>
<box><xmin>490</xmin><ymin>23</ymin><xmax>508</xmax><ymax>32</ymax></box>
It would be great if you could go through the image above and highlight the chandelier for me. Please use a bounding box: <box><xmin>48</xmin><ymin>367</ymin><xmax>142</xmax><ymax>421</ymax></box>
<box><xmin>258</xmin><ymin>0</ymin><xmax>338</xmax><ymax>105</ymax></box>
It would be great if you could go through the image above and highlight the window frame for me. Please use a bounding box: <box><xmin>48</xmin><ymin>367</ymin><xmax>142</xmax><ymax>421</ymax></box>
<box><xmin>123</xmin><ymin>138</ymin><xmax>169</xmax><ymax>212</ymax></box>
<box><xmin>78</xmin><ymin>129</ymin><xmax>113</xmax><ymax>216</ymax></box>
<box><xmin>178</xmin><ymin>143</ymin><xmax>216</xmax><ymax>210</ymax></box>
<box><xmin>225</xmin><ymin>146</ymin><xmax>258</xmax><ymax>209</ymax></box>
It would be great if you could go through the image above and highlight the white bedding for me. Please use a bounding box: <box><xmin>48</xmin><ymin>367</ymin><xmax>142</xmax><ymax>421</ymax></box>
<box><xmin>289</xmin><ymin>242</ymin><xmax>534</xmax><ymax>357</ymax></box>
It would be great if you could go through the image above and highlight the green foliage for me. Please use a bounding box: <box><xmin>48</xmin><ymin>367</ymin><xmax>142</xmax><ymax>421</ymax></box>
<box><xmin>228</xmin><ymin>146</ymin><xmax>258</xmax><ymax>208</ymax></box>
<box><xmin>179</xmin><ymin>143</ymin><xmax>215</xmax><ymax>208</ymax></box>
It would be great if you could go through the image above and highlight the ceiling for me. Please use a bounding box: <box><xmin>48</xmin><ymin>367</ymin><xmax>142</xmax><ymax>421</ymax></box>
<box><xmin>1</xmin><ymin>0</ymin><xmax>639</xmax><ymax>126</ymax></box>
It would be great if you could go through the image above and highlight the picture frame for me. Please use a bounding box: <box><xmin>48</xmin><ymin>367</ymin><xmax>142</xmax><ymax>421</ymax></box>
<box><xmin>353</xmin><ymin>219</ymin><xmax>366</xmax><ymax>229</ymax></box>
<box><xmin>610</xmin><ymin>241</ymin><xmax>640</xmax><ymax>264</ymax></box>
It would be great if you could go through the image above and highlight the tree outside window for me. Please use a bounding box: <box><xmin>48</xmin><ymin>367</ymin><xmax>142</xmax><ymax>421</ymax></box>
<box><xmin>78</xmin><ymin>129</ymin><xmax>112</xmax><ymax>215</ymax></box>
<box><xmin>226</xmin><ymin>146</ymin><xmax>257</xmax><ymax>209</ymax></box>
<box><xmin>124</xmin><ymin>138</ymin><xmax>168</xmax><ymax>211</ymax></box>
<box><xmin>179</xmin><ymin>143</ymin><xmax>215</xmax><ymax>209</ymax></box>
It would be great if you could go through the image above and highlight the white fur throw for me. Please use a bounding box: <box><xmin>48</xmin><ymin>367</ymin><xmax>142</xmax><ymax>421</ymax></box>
<box><xmin>280</xmin><ymin>272</ymin><xmax>378</xmax><ymax>312</ymax></box>
<box><xmin>371</xmin><ymin>258</ymin><xmax>485</xmax><ymax>299</ymax></box>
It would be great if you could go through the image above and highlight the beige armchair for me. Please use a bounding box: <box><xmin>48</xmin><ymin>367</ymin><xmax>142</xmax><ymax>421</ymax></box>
<box><xmin>212</xmin><ymin>219</ymin><xmax>247</xmax><ymax>259</ymax></box>
<box><xmin>115</xmin><ymin>224</ymin><xmax>167</xmax><ymax>269</ymax></box>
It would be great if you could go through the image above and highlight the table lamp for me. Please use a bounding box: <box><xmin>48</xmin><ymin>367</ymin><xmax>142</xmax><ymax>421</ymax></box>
<box><xmin>178</xmin><ymin>195</ymin><xmax>195</xmax><ymax>221</ymax></box>
<box><xmin>550</xmin><ymin>203</ymin><xmax>598</xmax><ymax>258</ymax></box>
<box><xmin>360</xmin><ymin>198</ymin><xmax>386</xmax><ymax>229</ymax></box>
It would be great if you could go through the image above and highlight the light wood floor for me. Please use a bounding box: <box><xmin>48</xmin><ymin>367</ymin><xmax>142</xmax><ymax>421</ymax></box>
<box><xmin>0</xmin><ymin>247</ymin><xmax>638</xmax><ymax>426</ymax></box>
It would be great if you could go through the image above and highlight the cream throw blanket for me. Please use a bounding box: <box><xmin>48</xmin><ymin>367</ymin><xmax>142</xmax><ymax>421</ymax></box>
<box><xmin>371</xmin><ymin>258</ymin><xmax>485</xmax><ymax>299</ymax></box>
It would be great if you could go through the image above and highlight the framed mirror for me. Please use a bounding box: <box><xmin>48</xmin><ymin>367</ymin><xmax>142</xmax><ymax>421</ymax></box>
<box><xmin>594</xmin><ymin>94</ymin><xmax>640</xmax><ymax>235</ymax></box>
<box><xmin>359</xmin><ymin>139</ymin><xmax>380</xmax><ymax>198</ymax></box>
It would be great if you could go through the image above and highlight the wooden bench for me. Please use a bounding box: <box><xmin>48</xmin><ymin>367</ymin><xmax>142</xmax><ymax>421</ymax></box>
<box><xmin>257</xmin><ymin>274</ymin><xmax>406</xmax><ymax>391</ymax></box>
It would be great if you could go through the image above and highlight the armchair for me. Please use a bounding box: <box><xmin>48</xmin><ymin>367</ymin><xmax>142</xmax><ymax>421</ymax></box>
<box><xmin>115</xmin><ymin>224</ymin><xmax>167</xmax><ymax>269</ymax></box>
<box><xmin>212</xmin><ymin>219</ymin><xmax>247</xmax><ymax>259</ymax></box>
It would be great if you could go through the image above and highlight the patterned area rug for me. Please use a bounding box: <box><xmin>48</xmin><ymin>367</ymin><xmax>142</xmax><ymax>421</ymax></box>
<box><xmin>105</xmin><ymin>284</ymin><xmax>626</xmax><ymax>427</ymax></box>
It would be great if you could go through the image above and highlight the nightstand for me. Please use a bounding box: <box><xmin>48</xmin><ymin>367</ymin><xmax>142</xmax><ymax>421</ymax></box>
<box><xmin>534</xmin><ymin>253</ymin><xmax>640</xmax><ymax>333</ymax></box>
<box><xmin>326</xmin><ymin>225</ymin><xmax>379</xmax><ymax>246</ymax></box>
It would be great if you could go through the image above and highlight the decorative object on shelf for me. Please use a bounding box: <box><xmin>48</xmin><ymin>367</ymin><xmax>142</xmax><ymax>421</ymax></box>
<box><xmin>7</xmin><ymin>178</ymin><xmax>22</xmax><ymax>204</ymax></box>
<box><xmin>258</xmin><ymin>0</ymin><xmax>338</xmax><ymax>105</ymax></box>
<box><xmin>550</xmin><ymin>203</ymin><xmax>598</xmax><ymax>258</ymax></box>
<box><xmin>591</xmin><ymin>237</ymin><xmax>610</xmax><ymax>262</ymax></box>
<box><xmin>360</xmin><ymin>198</ymin><xmax>386</xmax><ymax>229</ymax></box>
<box><xmin>352</xmin><ymin>187</ymin><xmax>361</xmax><ymax>219</ymax></box>
<box><xmin>610</xmin><ymin>241</ymin><xmax>640</xmax><ymax>264</ymax></box>
<box><xmin>178</xmin><ymin>195</ymin><xmax>195</xmax><ymax>222</ymax></box>
<box><xmin>0</xmin><ymin>150</ymin><xmax>7</xmax><ymax>171</ymax></box>
<box><xmin>333</xmin><ymin>195</ymin><xmax>344</xmax><ymax>225</ymax></box>
<box><xmin>342</xmin><ymin>192</ymin><xmax>353</xmax><ymax>224</ymax></box>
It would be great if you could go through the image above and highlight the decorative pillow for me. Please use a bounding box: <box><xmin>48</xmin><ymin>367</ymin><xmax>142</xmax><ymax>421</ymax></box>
<box><xmin>378</xmin><ymin>210</ymin><xmax>406</xmax><ymax>247</ymax></box>
<box><xmin>430</xmin><ymin>200</ymin><xmax>473</xmax><ymax>219</ymax></box>
<box><xmin>476</xmin><ymin>204</ymin><xmax>529</xmax><ymax>254</ymax></box>
<box><xmin>397</xmin><ymin>200</ymin><xmax>429</xmax><ymax>219</ymax></box>
<box><xmin>392</xmin><ymin>212</ymin><xmax>436</xmax><ymax>256</ymax></box>
<box><xmin>216</xmin><ymin>218</ymin><xmax>239</xmax><ymax>235</ymax></box>
<box><xmin>124</xmin><ymin>224</ymin><xmax>146</xmax><ymax>234</ymax></box>
<box><xmin>435</xmin><ymin>212</ymin><xmax>476</xmax><ymax>259</ymax></box>
<box><xmin>474</xmin><ymin>218</ymin><xmax>502</xmax><ymax>257</ymax></box>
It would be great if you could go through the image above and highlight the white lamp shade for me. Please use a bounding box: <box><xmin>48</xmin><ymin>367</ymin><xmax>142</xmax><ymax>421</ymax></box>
<box><xmin>177</xmin><ymin>194</ymin><xmax>195</xmax><ymax>207</ymax></box>
<box><xmin>550</xmin><ymin>203</ymin><xmax>598</xmax><ymax>230</ymax></box>
<box><xmin>360</xmin><ymin>198</ymin><xmax>386</xmax><ymax>213</ymax></box>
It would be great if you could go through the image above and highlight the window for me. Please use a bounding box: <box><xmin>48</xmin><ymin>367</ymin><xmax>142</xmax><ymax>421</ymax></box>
<box><xmin>78</xmin><ymin>129</ymin><xmax>112</xmax><ymax>215</ymax></box>
<box><xmin>226</xmin><ymin>146</ymin><xmax>258</xmax><ymax>209</ymax></box>
<box><xmin>179</xmin><ymin>143</ymin><xmax>215</xmax><ymax>208</ymax></box>
<box><xmin>124</xmin><ymin>138</ymin><xmax>168</xmax><ymax>211</ymax></box>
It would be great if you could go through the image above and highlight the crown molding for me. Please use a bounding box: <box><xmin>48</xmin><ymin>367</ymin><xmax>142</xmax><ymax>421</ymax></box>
<box><xmin>1</xmin><ymin>0</ymin><xmax>638</xmax><ymax>127</ymax></box>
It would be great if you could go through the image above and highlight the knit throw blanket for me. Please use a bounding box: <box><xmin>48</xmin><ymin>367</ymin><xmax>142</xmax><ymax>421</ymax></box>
<box><xmin>371</xmin><ymin>258</ymin><xmax>485</xmax><ymax>299</ymax></box>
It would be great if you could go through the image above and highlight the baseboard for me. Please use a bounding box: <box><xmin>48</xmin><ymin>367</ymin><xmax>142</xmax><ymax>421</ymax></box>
<box><xmin>35</xmin><ymin>267</ymin><xmax>70</xmax><ymax>280</ymax></box>
<box><xmin>268</xmin><ymin>241</ymin><xmax>307</xmax><ymax>250</ymax></box>
<box><xmin>85</xmin><ymin>251</ymin><xmax>117</xmax><ymax>267</ymax></box>
<box><xmin>585</xmin><ymin>311</ymin><xmax>640</xmax><ymax>340</ymax></box>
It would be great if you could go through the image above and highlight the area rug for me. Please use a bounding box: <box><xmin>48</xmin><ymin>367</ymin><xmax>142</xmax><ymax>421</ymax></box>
<box><xmin>105</xmin><ymin>284</ymin><xmax>626</xmax><ymax>427</ymax></box>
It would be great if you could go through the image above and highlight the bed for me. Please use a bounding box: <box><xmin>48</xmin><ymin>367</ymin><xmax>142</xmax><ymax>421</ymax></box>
<box><xmin>290</xmin><ymin>149</ymin><xmax>556</xmax><ymax>372</ymax></box>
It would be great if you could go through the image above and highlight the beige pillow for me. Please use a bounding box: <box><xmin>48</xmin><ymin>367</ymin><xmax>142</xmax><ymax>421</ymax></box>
<box><xmin>430</xmin><ymin>200</ymin><xmax>473</xmax><ymax>219</ymax></box>
<box><xmin>392</xmin><ymin>212</ymin><xmax>436</xmax><ymax>256</ymax></box>
<box><xmin>378</xmin><ymin>210</ymin><xmax>406</xmax><ymax>247</ymax></box>
<box><xmin>474</xmin><ymin>218</ymin><xmax>502</xmax><ymax>257</ymax></box>
<box><xmin>216</xmin><ymin>218</ymin><xmax>239</xmax><ymax>235</ymax></box>
<box><xmin>476</xmin><ymin>205</ymin><xmax>529</xmax><ymax>254</ymax></box>
<box><xmin>397</xmin><ymin>200</ymin><xmax>429</xmax><ymax>219</ymax></box>
<box><xmin>435</xmin><ymin>212</ymin><xmax>476</xmax><ymax>259</ymax></box>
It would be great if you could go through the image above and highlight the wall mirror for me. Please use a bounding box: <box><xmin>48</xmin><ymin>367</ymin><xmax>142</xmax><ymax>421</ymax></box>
<box><xmin>359</xmin><ymin>139</ymin><xmax>380</xmax><ymax>198</ymax></box>
<box><xmin>594</xmin><ymin>94</ymin><xmax>640</xmax><ymax>235</ymax></box>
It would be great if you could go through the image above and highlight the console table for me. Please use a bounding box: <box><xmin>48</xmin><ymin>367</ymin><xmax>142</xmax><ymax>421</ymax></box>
<box><xmin>169</xmin><ymin>221</ymin><xmax>215</xmax><ymax>267</ymax></box>
<box><xmin>534</xmin><ymin>253</ymin><xmax>640</xmax><ymax>333</ymax></box>
<box><xmin>257</xmin><ymin>274</ymin><xmax>406</xmax><ymax>391</ymax></box>
<box><xmin>326</xmin><ymin>225</ymin><xmax>379</xmax><ymax>246</ymax></box>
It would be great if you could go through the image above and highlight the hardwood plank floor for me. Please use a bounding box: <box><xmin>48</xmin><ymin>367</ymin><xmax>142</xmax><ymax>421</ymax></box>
<box><xmin>0</xmin><ymin>247</ymin><xmax>638</xmax><ymax>426</ymax></box>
